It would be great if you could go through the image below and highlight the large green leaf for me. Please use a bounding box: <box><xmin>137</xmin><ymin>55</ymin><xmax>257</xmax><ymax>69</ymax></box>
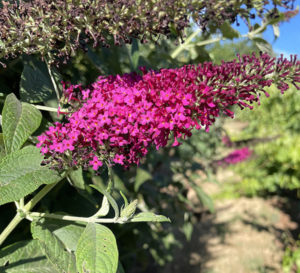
<box><xmin>19</xmin><ymin>57</ymin><xmax>61</xmax><ymax>103</ymax></box>
<box><xmin>31</xmin><ymin>221</ymin><xmax>77</xmax><ymax>273</ymax></box>
<box><xmin>2</xmin><ymin>93</ymin><xmax>42</xmax><ymax>154</ymax></box>
<box><xmin>76</xmin><ymin>223</ymin><xmax>119</xmax><ymax>273</ymax></box>
<box><xmin>0</xmin><ymin>146</ymin><xmax>61</xmax><ymax>205</ymax></box>
<box><xmin>36</xmin><ymin>218</ymin><xmax>85</xmax><ymax>252</ymax></box>
<box><xmin>0</xmin><ymin>240</ymin><xmax>59</xmax><ymax>273</ymax></box>
<box><xmin>53</xmin><ymin>224</ymin><xmax>85</xmax><ymax>253</ymax></box>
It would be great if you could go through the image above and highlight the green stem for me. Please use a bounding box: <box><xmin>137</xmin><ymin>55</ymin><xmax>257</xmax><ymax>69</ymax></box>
<box><xmin>24</xmin><ymin>181</ymin><xmax>61</xmax><ymax>212</ymax></box>
<box><xmin>106</xmin><ymin>163</ymin><xmax>115</xmax><ymax>193</ymax></box>
<box><xmin>186</xmin><ymin>36</ymin><xmax>225</xmax><ymax>48</ymax></box>
<box><xmin>0</xmin><ymin>215</ymin><xmax>22</xmax><ymax>246</ymax></box>
<box><xmin>172</xmin><ymin>20</ymin><xmax>269</xmax><ymax>58</ymax></box>
<box><xmin>33</xmin><ymin>105</ymin><xmax>68</xmax><ymax>113</ymax></box>
<box><xmin>46</xmin><ymin>61</ymin><xmax>61</xmax><ymax>103</ymax></box>
<box><xmin>29</xmin><ymin>212</ymin><xmax>120</xmax><ymax>224</ymax></box>
<box><xmin>171</xmin><ymin>28</ymin><xmax>202</xmax><ymax>59</ymax></box>
<box><xmin>0</xmin><ymin>181</ymin><xmax>62</xmax><ymax>247</ymax></box>
<box><xmin>19</xmin><ymin>198</ymin><xmax>24</xmax><ymax>209</ymax></box>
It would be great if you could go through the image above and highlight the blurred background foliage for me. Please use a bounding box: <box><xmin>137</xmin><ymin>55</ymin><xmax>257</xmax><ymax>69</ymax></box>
<box><xmin>1</xmin><ymin>7</ymin><xmax>300</xmax><ymax>271</ymax></box>
<box><xmin>225</xmin><ymin>86</ymin><xmax>300</xmax><ymax>196</ymax></box>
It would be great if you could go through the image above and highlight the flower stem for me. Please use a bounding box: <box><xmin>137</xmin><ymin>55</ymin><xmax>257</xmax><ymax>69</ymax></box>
<box><xmin>33</xmin><ymin>105</ymin><xmax>68</xmax><ymax>113</ymax></box>
<box><xmin>106</xmin><ymin>163</ymin><xmax>115</xmax><ymax>193</ymax></box>
<box><xmin>0</xmin><ymin>214</ymin><xmax>22</xmax><ymax>246</ymax></box>
<box><xmin>29</xmin><ymin>212</ymin><xmax>119</xmax><ymax>224</ymax></box>
<box><xmin>171</xmin><ymin>28</ymin><xmax>202</xmax><ymax>59</ymax></box>
<box><xmin>171</xmin><ymin>21</ymin><xmax>269</xmax><ymax>59</ymax></box>
<box><xmin>46</xmin><ymin>61</ymin><xmax>61</xmax><ymax>103</ymax></box>
<box><xmin>24</xmin><ymin>181</ymin><xmax>61</xmax><ymax>212</ymax></box>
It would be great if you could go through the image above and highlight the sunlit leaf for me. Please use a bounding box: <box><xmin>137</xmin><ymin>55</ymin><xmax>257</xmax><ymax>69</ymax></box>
<box><xmin>2</xmin><ymin>93</ymin><xmax>42</xmax><ymax>153</ymax></box>
<box><xmin>31</xmin><ymin>220</ymin><xmax>77</xmax><ymax>273</ymax></box>
<box><xmin>0</xmin><ymin>146</ymin><xmax>61</xmax><ymax>205</ymax></box>
<box><xmin>76</xmin><ymin>223</ymin><xmax>119</xmax><ymax>273</ymax></box>
<box><xmin>0</xmin><ymin>240</ymin><xmax>59</xmax><ymax>273</ymax></box>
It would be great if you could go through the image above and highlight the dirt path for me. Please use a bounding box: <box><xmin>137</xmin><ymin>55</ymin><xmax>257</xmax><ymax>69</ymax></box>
<box><xmin>163</xmin><ymin>196</ymin><xmax>298</xmax><ymax>273</ymax></box>
<box><xmin>163</xmin><ymin>118</ymin><xmax>300</xmax><ymax>273</ymax></box>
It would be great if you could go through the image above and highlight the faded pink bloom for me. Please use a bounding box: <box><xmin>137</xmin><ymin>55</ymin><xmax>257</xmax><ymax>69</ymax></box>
<box><xmin>218</xmin><ymin>147</ymin><xmax>253</xmax><ymax>165</ymax></box>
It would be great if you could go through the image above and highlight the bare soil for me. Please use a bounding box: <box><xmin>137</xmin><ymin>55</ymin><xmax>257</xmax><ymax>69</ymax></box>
<box><xmin>163</xmin><ymin>195</ymin><xmax>299</xmax><ymax>273</ymax></box>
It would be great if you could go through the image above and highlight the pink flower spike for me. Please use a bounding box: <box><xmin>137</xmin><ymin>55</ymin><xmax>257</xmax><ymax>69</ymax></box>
<box><xmin>36</xmin><ymin>53</ymin><xmax>300</xmax><ymax>169</ymax></box>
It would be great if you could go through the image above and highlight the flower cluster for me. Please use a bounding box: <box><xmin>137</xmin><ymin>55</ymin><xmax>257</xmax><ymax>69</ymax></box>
<box><xmin>218</xmin><ymin>147</ymin><xmax>253</xmax><ymax>165</ymax></box>
<box><xmin>0</xmin><ymin>0</ymin><xmax>296</xmax><ymax>64</ymax></box>
<box><xmin>37</xmin><ymin>53</ymin><xmax>300</xmax><ymax>170</ymax></box>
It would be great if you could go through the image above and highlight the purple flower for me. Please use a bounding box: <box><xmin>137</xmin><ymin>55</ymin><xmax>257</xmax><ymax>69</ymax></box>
<box><xmin>37</xmin><ymin>53</ymin><xmax>300</xmax><ymax>170</ymax></box>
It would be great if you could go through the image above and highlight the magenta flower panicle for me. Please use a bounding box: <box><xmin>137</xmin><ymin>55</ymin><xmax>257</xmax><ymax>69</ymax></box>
<box><xmin>37</xmin><ymin>53</ymin><xmax>300</xmax><ymax>170</ymax></box>
<box><xmin>218</xmin><ymin>147</ymin><xmax>253</xmax><ymax>165</ymax></box>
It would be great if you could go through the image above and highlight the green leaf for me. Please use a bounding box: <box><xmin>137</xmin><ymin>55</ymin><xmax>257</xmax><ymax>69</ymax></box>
<box><xmin>87</xmin><ymin>47</ymin><xmax>108</xmax><ymax>73</ymax></box>
<box><xmin>119</xmin><ymin>191</ymin><xmax>128</xmax><ymax>208</ymax></box>
<box><xmin>76</xmin><ymin>223</ymin><xmax>119</xmax><ymax>273</ymax></box>
<box><xmin>129</xmin><ymin>39</ymin><xmax>140</xmax><ymax>70</ymax></box>
<box><xmin>220</xmin><ymin>22</ymin><xmax>240</xmax><ymax>39</ymax></box>
<box><xmin>130</xmin><ymin>212</ymin><xmax>171</xmax><ymax>223</ymax></box>
<box><xmin>20</xmin><ymin>57</ymin><xmax>58</xmax><ymax>103</ymax></box>
<box><xmin>35</xmin><ymin>219</ymin><xmax>85</xmax><ymax>252</ymax></box>
<box><xmin>191</xmin><ymin>184</ymin><xmax>215</xmax><ymax>213</ymax></box>
<box><xmin>92</xmin><ymin>196</ymin><xmax>110</xmax><ymax>218</ymax></box>
<box><xmin>31</xmin><ymin>221</ymin><xmax>77</xmax><ymax>273</ymax></box>
<box><xmin>90</xmin><ymin>185</ymin><xmax>119</xmax><ymax>219</ymax></box>
<box><xmin>69</xmin><ymin>169</ymin><xmax>100</xmax><ymax>207</ymax></box>
<box><xmin>134</xmin><ymin>168</ymin><xmax>152</xmax><ymax>192</ymax></box>
<box><xmin>0</xmin><ymin>133</ymin><xmax>6</xmax><ymax>160</ymax></box>
<box><xmin>181</xmin><ymin>222</ymin><xmax>193</xmax><ymax>242</ymax></box>
<box><xmin>113</xmin><ymin>173</ymin><xmax>129</xmax><ymax>195</ymax></box>
<box><xmin>272</xmin><ymin>24</ymin><xmax>280</xmax><ymax>39</ymax></box>
<box><xmin>69</xmin><ymin>167</ymin><xmax>86</xmax><ymax>190</ymax></box>
<box><xmin>0</xmin><ymin>146</ymin><xmax>61</xmax><ymax>205</ymax></box>
<box><xmin>252</xmin><ymin>37</ymin><xmax>273</xmax><ymax>55</ymax></box>
<box><xmin>0</xmin><ymin>240</ymin><xmax>59</xmax><ymax>273</ymax></box>
<box><xmin>2</xmin><ymin>93</ymin><xmax>42</xmax><ymax>154</ymax></box>
<box><xmin>117</xmin><ymin>261</ymin><xmax>126</xmax><ymax>273</ymax></box>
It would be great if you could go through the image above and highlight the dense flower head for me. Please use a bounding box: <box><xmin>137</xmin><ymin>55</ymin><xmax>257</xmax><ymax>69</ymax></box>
<box><xmin>0</xmin><ymin>0</ymin><xmax>296</xmax><ymax>64</ymax></box>
<box><xmin>218</xmin><ymin>147</ymin><xmax>253</xmax><ymax>165</ymax></box>
<box><xmin>37</xmin><ymin>53</ymin><xmax>300</xmax><ymax>170</ymax></box>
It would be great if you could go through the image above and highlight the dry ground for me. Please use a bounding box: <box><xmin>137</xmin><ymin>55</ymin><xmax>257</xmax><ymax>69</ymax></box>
<box><xmin>163</xmin><ymin>196</ymin><xmax>299</xmax><ymax>273</ymax></box>
<box><xmin>162</xmin><ymin>162</ymin><xmax>300</xmax><ymax>273</ymax></box>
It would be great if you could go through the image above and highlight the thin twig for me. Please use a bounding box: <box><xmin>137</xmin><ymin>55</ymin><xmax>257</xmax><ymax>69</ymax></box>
<box><xmin>45</xmin><ymin>59</ymin><xmax>61</xmax><ymax>106</ymax></box>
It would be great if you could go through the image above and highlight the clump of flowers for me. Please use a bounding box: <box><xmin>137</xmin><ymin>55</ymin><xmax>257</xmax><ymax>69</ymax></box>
<box><xmin>0</xmin><ymin>0</ymin><xmax>296</xmax><ymax>64</ymax></box>
<box><xmin>218</xmin><ymin>147</ymin><xmax>253</xmax><ymax>165</ymax></box>
<box><xmin>37</xmin><ymin>53</ymin><xmax>300</xmax><ymax>170</ymax></box>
